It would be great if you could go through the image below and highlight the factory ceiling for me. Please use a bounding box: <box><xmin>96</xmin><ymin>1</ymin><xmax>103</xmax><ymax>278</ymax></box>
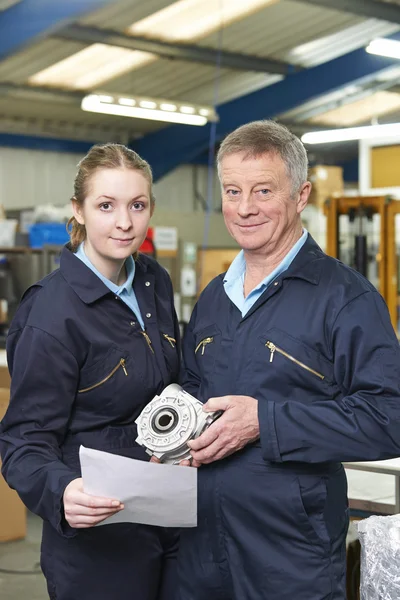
<box><xmin>1</xmin><ymin>0</ymin><xmax>400</xmax><ymax>178</ymax></box>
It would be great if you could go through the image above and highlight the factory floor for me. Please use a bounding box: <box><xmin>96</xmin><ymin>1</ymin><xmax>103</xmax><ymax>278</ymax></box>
<box><xmin>0</xmin><ymin>512</ymin><xmax>47</xmax><ymax>599</ymax></box>
<box><xmin>0</xmin><ymin>512</ymin><xmax>360</xmax><ymax>599</ymax></box>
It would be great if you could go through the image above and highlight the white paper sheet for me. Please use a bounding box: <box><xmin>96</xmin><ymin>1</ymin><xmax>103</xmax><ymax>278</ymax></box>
<box><xmin>79</xmin><ymin>446</ymin><xmax>197</xmax><ymax>527</ymax></box>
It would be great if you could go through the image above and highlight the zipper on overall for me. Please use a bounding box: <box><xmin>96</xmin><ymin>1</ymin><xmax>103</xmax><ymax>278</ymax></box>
<box><xmin>265</xmin><ymin>341</ymin><xmax>325</xmax><ymax>380</ymax></box>
<box><xmin>141</xmin><ymin>330</ymin><xmax>155</xmax><ymax>354</ymax></box>
<box><xmin>78</xmin><ymin>358</ymin><xmax>128</xmax><ymax>393</ymax></box>
<box><xmin>195</xmin><ymin>336</ymin><xmax>214</xmax><ymax>355</ymax></box>
<box><xmin>163</xmin><ymin>334</ymin><xmax>176</xmax><ymax>348</ymax></box>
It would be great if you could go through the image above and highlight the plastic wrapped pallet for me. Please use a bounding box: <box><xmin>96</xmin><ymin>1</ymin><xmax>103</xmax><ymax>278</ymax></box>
<box><xmin>358</xmin><ymin>514</ymin><xmax>400</xmax><ymax>599</ymax></box>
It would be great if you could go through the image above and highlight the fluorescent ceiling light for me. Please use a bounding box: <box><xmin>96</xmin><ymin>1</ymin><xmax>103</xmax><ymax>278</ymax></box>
<box><xmin>309</xmin><ymin>91</ymin><xmax>400</xmax><ymax>127</ymax></box>
<box><xmin>98</xmin><ymin>94</ymin><xmax>113</xmax><ymax>103</ymax></box>
<box><xmin>81</xmin><ymin>94</ymin><xmax>218</xmax><ymax>126</ymax></box>
<box><xmin>28</xmin><ymin>44</ymin><xmax>155</xmax><ymax>89</ymax></box>
<box><xmin>180</xmin><ymin>106</ymin><xmax>196</xmax><ymax>114</ymax></box>
<box><xmin>366</xmin><ymin>38</ymin><xmax>400</xmax><ymax>60</ymax></box>
<box><xmin>119</xmin><ymin>98</ymin><xmax>136</xmax><ymax>106</ymax></box>
<box><xmin>302</xmin><ymin>123</ymin><xmax>400</xmax><ymax>144</ymax></box>
<box><xmin>128</xmin><ymin>0</ymin><xmax>277</xmax><ymax>42</ymax></box>
<box><xmin>285</xmin><ymin>22</ymin><xmax>399</xmax><ymax>68</ymax></box>
<box><xmin>160</xmin><ymin>103</ymin><xmax>177</xmax><ymax>111</ymax></box>
<box><xmin>139</xmin><ymin>100</ymin><xmax>157</xmax><ymax>109</ymax></box>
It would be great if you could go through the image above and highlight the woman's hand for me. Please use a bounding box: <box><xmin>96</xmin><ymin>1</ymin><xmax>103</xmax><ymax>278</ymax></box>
<box><xmin>63</xmin><ymin>478</ymin><xmax>124</xmax><ymax>528</ymax></box>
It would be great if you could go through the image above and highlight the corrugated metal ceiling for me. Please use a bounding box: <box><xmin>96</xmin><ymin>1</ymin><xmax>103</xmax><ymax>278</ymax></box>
<box><xmin>0</xmin><ymin>1</ymin><xmax>392</xmax><ymax>91</ymax></box>
<box><xmin>80</xmin><ymin>0</ymin><xmax>174</xmax><ymax>30</ymax></box>
<box><xmin>0</xmin><ymin>0</ymin><xmax>399</xmax><ymax>137</ymax></box>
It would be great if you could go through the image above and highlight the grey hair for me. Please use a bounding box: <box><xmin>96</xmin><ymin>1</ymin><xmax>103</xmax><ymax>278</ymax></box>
<box><xmin>217</xmin><ymin>120</ymin><xmax>308</xmax><ymax>195</ymax></box>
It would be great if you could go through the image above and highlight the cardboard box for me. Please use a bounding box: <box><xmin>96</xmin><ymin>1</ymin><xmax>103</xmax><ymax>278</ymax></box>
<box><xmin>197</xmin><ymin>248</ymin><xmax>239</xmax><ymax>294</ymax></box>
<box><xmin>308</xmin><ymin>165</ymin><xmax>344</xmax><ymax>209</ymax></box>
<box><xmin>0</xmin><ymin>387</ymin><xmax>26</xmax><ymax>542</ymax></box>
<box><xmin>0</xmin><ymin>365</ymin><xmax>10</xmax><ymax>388</ymax></box>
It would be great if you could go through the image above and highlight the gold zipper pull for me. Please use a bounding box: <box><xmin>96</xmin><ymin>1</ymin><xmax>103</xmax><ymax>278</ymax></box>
<box><xmin>163</xmin><ymin>334</ymin><xmax>176</xmax><ymax>348</ymax></box>
<box><xmin>120</xmin><ymin>358</ymin><xmax>128</xmax><ymax>376</ymax></box>
<box><xmin>195</xmin><ymin>336</ymin><xmax>214</xmax><ymax>355</ymax></box>
<box><xmin>266</xmin><ymin>341</ymin><xmax>276</xmax><ymax>363</ymax></box>
<box><xmin>202</xmin><ymin>337</ymin><xmax>213</xmax><ymax>355</ymax></box>
<box><xmin>141</xmin><ymin>331</ymin><xmax>155</xmax><ymax>354</ymax></box>
<box><xmin>78</xmin><ymin>357</ymin><xmax>128</xmax><ymax>393</ymax></box>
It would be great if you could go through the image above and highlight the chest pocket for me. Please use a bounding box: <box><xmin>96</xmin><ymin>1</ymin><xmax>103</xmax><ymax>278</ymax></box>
<box><xmin>260</xmin><ymin>328</ymin><xmax>334</xmax><ymax>393</ymax></box>
<box><xmin>194</xmin><ymin>324</ymin><xmax>221</xmax><ymax>378</ymax></box>
<box><xmin>78</xmin><ymin>346</ymin><xmax>130</xmax><ymax>398</ymax></box>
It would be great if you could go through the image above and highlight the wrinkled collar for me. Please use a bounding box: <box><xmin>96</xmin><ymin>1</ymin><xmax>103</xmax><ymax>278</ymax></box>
<box><xmin>60</xmin><ymin>245</ymin><xmax>148</xmax><ymax>304</ymax></box>
<box><xmin>218</xmin><ymin>234</ymin><xmax>326</xmax><ymax>288</ymax></box>
<box><xmin>281</xmin><ymin>234</ymin><xmax>325</xmax><ymax>285</ymax></box>
<box><xmin>223</xmin><ymin>229</ymin><xmax>308</xmax><ymax>288</ymax></box>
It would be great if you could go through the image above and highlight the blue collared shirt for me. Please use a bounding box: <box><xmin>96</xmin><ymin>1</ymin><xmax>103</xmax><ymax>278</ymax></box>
<box><xmin>223</xmin><ymin>230</ymin><xmax>308</xmax><ymax>316</ymax></box>
<box><xmin>75</xmin><ymin>243</ymin><xmax>145</xmax><ymax>329</ymax></box>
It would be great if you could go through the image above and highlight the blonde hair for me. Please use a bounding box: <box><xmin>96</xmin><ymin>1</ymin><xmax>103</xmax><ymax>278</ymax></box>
<box><xmin>217</xmin><ymin>120</ymin><xmax>308</xmax><ymax>195</ymax></box>
<box><xmin>67</xmin><ymin>143</ymin><xmax>155</xmax><ymax>251</ymax></box>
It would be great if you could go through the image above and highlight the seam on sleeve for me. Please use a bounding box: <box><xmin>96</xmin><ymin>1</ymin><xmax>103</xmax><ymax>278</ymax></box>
<box><xmin>328</xmin><ymin>290</ymin><xmax>375</xmax><ymax>349</ymax></box>
<box><xmin>22</xmin><ymin>325</ymin><xmax>79</xmax><ymax>367</ymax></box>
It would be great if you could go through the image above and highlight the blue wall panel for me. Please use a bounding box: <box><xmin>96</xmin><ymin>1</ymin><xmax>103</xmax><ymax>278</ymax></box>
<box><xmin>0</xmin><ymin>133</ymin><xmax>94</xmax><ymax>154</ymax></box>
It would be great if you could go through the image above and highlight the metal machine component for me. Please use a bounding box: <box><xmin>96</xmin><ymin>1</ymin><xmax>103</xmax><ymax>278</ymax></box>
<box><xmin>135</xmin><ymin>383</ymin><xmax>222</xmax><ymax>464</ymax></box>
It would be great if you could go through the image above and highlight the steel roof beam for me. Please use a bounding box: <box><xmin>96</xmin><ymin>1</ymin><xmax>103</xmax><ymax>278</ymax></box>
<box><xmin>0</xmin><ymin>82</ymin><xmax>83</xmax><ymax>103</ymax></box>
<box><xmin>57</xmin><ymin>24</ymin><xmax>294</xmax><ymax>75</ymax></box>
<box><xmin>134</xmin><ymin>32</ymin><xmax>400</xmax><ymax>181</ymax></box>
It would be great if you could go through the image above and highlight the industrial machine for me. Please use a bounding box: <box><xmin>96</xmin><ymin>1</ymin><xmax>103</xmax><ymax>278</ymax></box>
<box><xmin>325</xmin><ymin>195</ymin><xmax>400</xmax><ymax>336</ymax></box>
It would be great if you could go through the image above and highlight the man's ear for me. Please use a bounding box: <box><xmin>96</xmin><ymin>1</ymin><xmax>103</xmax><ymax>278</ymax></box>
<box><xmin>71</xmin><ymin>198</ymin><xmax>85</xmax><ymax>225</ymax></box>
<box><xmin>296</xmin><ymin>181</ymin><xmax>311</xmax><ymax>215</ymax></box>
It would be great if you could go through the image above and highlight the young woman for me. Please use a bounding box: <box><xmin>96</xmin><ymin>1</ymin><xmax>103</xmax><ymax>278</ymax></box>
<box><xmin>0</xmin><ymin>144</ymin><xmax>180</xmax><ymax>600</ymax></box>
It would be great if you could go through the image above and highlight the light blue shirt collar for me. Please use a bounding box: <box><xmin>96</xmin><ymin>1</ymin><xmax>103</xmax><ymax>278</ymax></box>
<box><xmin>75</xmin><ymin>243</ymin><xmax>135</xmax><ymax>293</ymax></box>
<box><xmin>223</xmin><ymin>229</ymin><xmax>308</xmax><ymax>316</ymax></box>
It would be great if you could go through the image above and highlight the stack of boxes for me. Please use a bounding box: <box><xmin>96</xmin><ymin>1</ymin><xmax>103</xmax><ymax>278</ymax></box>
<box><xmin>0</xmin><ymin>366</ymin><xmax>26</xmax><ymax>542</ymax></box>
<box><xmin>308</xmin><ymin>166</ymin><xmax>344</xmax><ymax>210</ymax></box>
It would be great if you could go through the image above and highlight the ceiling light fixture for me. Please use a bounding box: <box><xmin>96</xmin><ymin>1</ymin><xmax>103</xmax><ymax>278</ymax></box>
<box><xmin>160</xmin><ymin>103</ymin><xmax>177</xmax><ymax>112</ymax></box>
<box><xmin>119</xmin><ymin>98</ymin><xmax>136</xmax><ymax>106</ymax></box>
<box><xmin>139</xmin><ymin>100</ymin><xmax>157</xmax><ymax>109</ymax></box>
<box><xmin>366</xmin><ymin>38</ymin><xmax>400</xmax><ymax>60</ymax></box>
<box><xmin>97</xmin><ymin>94</ymin><xmax>113</xmax><ymax>103</ymax></box>
<box><xmin>81</xmin><ymin>94</ymin><xmax>218</xmax><ymax>126</ymax></box>
<box><xmin>302</xmin><ymin>122</ymin><xmax>400</xmax><ymax>144</ymax></box>
<box><xmin>180</xmin><ymin>106</ymin><xmax>196</xmax><ymax>114</ymax></box>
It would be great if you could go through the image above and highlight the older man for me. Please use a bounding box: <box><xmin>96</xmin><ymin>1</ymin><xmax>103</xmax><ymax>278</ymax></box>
<box><xmin>177</xmin><ymin>120</ymin><xmax>400</xmax><ymax>600</ymax></box>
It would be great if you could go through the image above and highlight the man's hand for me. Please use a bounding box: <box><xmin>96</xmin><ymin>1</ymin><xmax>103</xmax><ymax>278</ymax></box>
<box><xmin>150</xmin><ymin>456</ymin><xmax>192</xmax><ymax>466</ymax></box>
<box><xmin>187</xmin><ymin>395</ymin><xmax>260</xmax><ymax>466</ymax></box>
<box><xmin>63</xmin><ymin>478</ymin><xmax>124</xmax><ymax>528</ymax></box>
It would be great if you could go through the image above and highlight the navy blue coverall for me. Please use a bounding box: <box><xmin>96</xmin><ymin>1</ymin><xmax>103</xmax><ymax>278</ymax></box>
<box><xmin>0</xmin><ymin>246</ymin><xmax>180</xmax><ymax>600</ymax></box>
<box><xmin>178</xmin><ymin>235</ymin><xmax>400</xmax><ymax>600</ymax></box>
